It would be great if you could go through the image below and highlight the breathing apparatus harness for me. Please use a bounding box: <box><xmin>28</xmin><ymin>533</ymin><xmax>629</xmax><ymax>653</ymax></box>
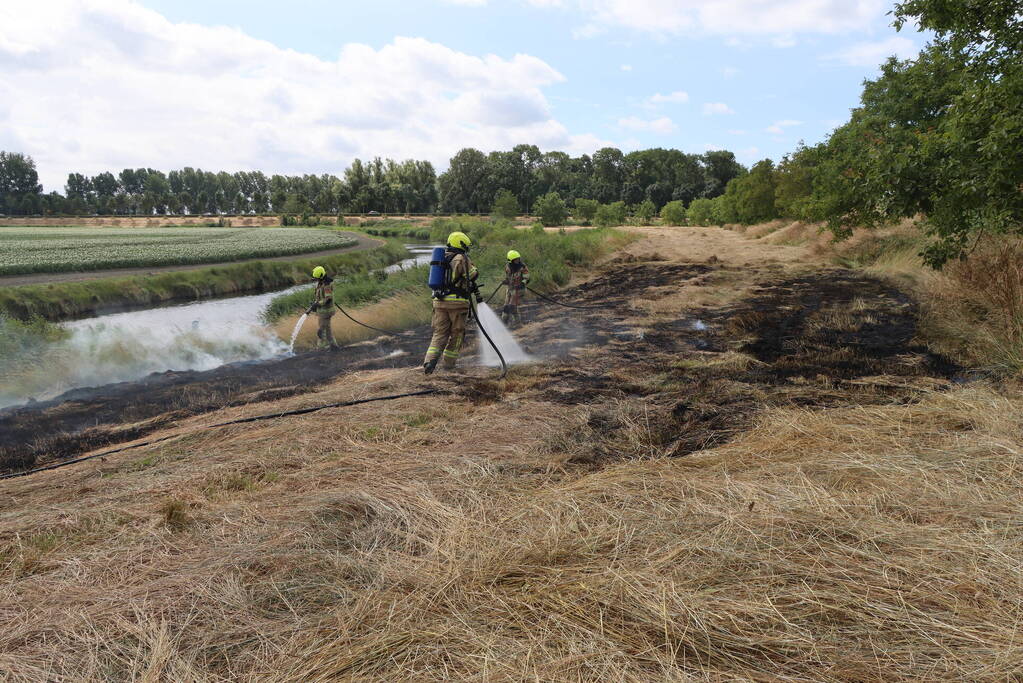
<box><xmin>429</xmin><ymin>247</ymin><xmax>475</xmax><ymax>302</ymax></box>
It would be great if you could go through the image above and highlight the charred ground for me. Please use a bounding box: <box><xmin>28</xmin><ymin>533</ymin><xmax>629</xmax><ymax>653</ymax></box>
<box><xmin>1</xmin><ymin>251</ymin><xmax>959</xmax><ymax>475</ymax></box>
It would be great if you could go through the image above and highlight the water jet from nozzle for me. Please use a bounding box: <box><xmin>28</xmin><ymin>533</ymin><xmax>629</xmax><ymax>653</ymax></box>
<box><xmin>475</xmin><ymin>303</ymin><xmax>531</xmax><ymax>367</ymax></box>
<box><xmin>289</xmin><ymin>313</ymin><xmax>309</xmax><ymax>354</ymax></box>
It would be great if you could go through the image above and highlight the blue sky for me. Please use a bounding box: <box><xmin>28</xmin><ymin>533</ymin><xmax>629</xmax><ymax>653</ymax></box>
<box><xmin>0</xmin><ymin>0</ymin><xmax>925</xmax><ymax>191</ymax></box>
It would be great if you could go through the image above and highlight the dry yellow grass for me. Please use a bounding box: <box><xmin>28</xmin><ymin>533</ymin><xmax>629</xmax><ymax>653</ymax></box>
<box><xmin>3</xmin><ymin>226</ymin><xmax>1023</xmax><ymax>680</ymax></box>
<box><xmin>2</xmin><ymin>366</ymin><xmax>1022</xmax><ymax>680</ymax></box>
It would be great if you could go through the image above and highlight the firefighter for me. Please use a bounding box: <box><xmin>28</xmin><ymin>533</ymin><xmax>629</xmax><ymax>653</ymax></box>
<box><xmin>501</xmin><ymin>249</ymin><xmax>530</xmax><ymax>327</ymax></box>
<box><xmin>423</xmin><ymin>231</ymin><xmax>478</xmax><ymax>374</ymax></box>
<box><xmin>307</xmin><ymin>266</ymin><xmax>339</xmax><ymax>350</ymax></box>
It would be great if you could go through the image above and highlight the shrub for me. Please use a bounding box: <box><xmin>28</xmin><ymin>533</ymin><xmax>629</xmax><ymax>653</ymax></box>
<box><xmin>574</xmin><ymin>198</ymin><xmax>599</xmax><ymax>225</ymax></box>
<box><xmin>608</xmin><ymin>201</ymin><xmax>628</xmax><ymax>225</ymax></box>
<box><xmin>661</xmin><ymin>200</ymin><xmax>686</xmax><ymax>226</ymax></box>
<box><xmin>711</xmin><ymin>193</ymin><xmax>739</xmax><ymax>225</ymax></box>
<box><xmin>686</xmin><ymin>199</ymin><xmax>715</xmax><ymax>226</ymax></box>
<box><xmin>594</xmin><ymin>204</ymin><xmax>616</xmax><ymax>228</ymax></box>
<box><xmin>635</xmin><ymin>199</ymin><xmax>656</xmax><ymax>225</ymax></box>
<box><xmin>492</xmin><ymin>189</ymin><xmax>519</xmax><ymax>220</ymax></box>
<box><xmin>533</xmin><ymin>192</ymin><xmax>568</xmax><ymax>227</ymax></box>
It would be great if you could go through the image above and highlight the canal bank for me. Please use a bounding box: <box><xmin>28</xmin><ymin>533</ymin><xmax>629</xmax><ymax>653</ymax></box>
<box><xmin>0</xmin><ymin>232</ymin><xmax>403</xmax><ymax>322</ymax></box>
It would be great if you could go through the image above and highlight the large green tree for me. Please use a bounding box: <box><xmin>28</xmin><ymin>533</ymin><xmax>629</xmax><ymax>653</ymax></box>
<box><xmin>730</xmin><ymin>159</ymin><xmax>779</xmax><ymax>224</ymax></box>
<box><xmin>0</xmin><ymin>152</ymin><xmax>43</xmax><ymax>215</ymax></box>
<box><xmin>438</xmin><ymin>148</ymin><xmax>493</xmax><ymax>213</ymax></box>
<box><xmin>793</xmin><ymin>0</ymin><xmax>1023</xmax><ymax>265</ymax></box>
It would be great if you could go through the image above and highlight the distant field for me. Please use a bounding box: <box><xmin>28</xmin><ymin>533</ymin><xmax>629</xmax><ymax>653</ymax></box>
<box><xmin>0</xmin><ymin>227</ymin><xmax>356</xmax><ymax>275</ymax></box>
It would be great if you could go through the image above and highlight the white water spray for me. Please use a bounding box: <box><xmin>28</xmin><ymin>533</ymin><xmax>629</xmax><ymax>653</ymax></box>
<box><xmin>475</xmin><ymin>303</ymin><xmax>532</xmax><ymax>367</ymax></box>
<box><xmin>289</xmin><ymin>313</ymin><xmax>309</xmax><ymax>353</ymax></box>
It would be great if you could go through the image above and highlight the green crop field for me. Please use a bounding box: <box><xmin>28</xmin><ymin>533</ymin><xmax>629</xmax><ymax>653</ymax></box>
<box><xmin>0</xmin><ymin>227</ymin><xmax>356</xmax><ymax>276</ymax></box>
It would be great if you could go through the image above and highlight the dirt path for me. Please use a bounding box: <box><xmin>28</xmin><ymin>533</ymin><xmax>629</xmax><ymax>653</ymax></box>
<box><xmin>0</xmin><ymin>231</ymin><xmax>383</xmax><ymax>288</ymax></box>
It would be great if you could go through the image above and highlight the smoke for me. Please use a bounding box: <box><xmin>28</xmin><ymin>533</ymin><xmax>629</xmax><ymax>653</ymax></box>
<box><xmin>0</xmin><ymin>318</ymin><xmax>289</xmax><ymax>410</ymax></box>
<box><xmin>0</xmin><ymin>287</ymin><xmax>306</xmax><ymax>410</ymax></box>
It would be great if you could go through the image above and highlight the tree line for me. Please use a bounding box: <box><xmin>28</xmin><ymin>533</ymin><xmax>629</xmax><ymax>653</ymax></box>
<box><xmin>0</xmin><ymin>157</ymin><xmax>440</xmax><ymax>217</ymax></box>
<box><xmin>0</xmin><ymin>145</ymin><xmax>745</xmax><ymax>219</ymax></box>
<box><xmin>687</xmin><ymin>0</ymin><xmax>1022</xmax><ymax>267</ymax></box>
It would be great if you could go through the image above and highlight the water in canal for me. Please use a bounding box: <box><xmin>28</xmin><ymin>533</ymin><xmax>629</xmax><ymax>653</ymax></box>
<box><xmin>0</xmin><ymin>245</ymin><xmax>437</xmax><ymax>409</ymax></box>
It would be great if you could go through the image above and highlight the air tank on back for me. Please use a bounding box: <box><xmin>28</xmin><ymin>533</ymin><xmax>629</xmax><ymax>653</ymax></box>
<box><xmin>427</xmin><ymin>246</ymin><xmax>448</xmax><ymax>293</ymax></box>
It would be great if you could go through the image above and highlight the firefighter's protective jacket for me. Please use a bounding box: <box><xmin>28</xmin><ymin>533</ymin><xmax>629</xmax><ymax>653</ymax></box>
<box><xmin>314</xmin><ymin>278</ymin><xmax>334</xmax><ymax>312</ymax></box>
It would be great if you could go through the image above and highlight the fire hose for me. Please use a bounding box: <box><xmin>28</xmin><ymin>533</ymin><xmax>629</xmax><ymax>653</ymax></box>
<box><xmin>0</xmin><ymin>389</ymin><xmax>439</xmax><ymax>481</ymax></box>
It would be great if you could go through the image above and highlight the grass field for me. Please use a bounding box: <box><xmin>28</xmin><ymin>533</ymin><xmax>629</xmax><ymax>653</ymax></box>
<box><xmin>0</xmin><ymin>227</ymin><xmax>355</xmax><ymax>276</ymax></box>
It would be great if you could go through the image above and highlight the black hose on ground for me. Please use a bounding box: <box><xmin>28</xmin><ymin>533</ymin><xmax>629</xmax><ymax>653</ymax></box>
<box><xmin>0</xmin><ymin>389</ymin><xmax>439</xmax><ymax>481</ymax></box>
<box><xmin>525</xmin><ymin>285</ymin><xmax>602</xmax><ymax>310</ymax></box>
<box><xmin>469</xmin><ymin>296</ymin><xmax>508</xmax><ymax>380</ymax></box>
<box><xmin>333</xmin><ymin>302</ymin><xmax>401</xmax><ymax>337</ymax></box>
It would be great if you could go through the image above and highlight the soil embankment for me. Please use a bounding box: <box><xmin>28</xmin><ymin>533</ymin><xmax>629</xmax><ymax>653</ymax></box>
<box><xmin>4</xmin><ymin>227</ymin><xmax>1016</xmax><ymax>681</ymax></box>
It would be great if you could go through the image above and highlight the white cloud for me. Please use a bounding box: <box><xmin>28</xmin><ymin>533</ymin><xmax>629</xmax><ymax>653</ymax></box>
<box><xmin>618</xmin><ymin>116</ymin><xmax>677</xmax><ymax>134</ymax></box>
<box><xmin>647</xmin><ymin>90</ymin><xmax>689</xmax><ymax>105</ymax></box>
<box><xmin>702</xmin><ymin>102</ymin><xmax>735</xmax><ymax>116</ymax></box>
<box><xmin>765</xmin><ymin>119</ymin><xmax>803</xmax><ymax>135</ymax></box>
<box><xmin>441</xmin><ymin>0</ymin><xmax>488</xmax><ymax>5</ymax></box>
<box><xmin>561</xmin><ymin>0</ymin><xmax>883</xmax><ymax>38</ymax></box>
<box><xmin>720</xmin><ymin>66</ymin><xmax>739</xmax><ymax>78</ymax></box>
<box><xmin>620</xmin><ymin>64</ymin><xmax>633</xmax><ymax>71</ymax></box>
<box><xmin>739</xmin><ymin>146</ymin><xmax>760</xmax><ymax>159</ymax></box>
<box><xmin>0</xmin><ymin>0</ymin><xmax>594</xmax><ymax>190</ymax></box>
<box><xmin>825</xmin><ymin>36</ymin><xmax>917</xmax><ymax>67</ymax></box>
<box><xmin>728</xmin><ymin>129</ymin><xmax>746</xmax><ymax>135</ymax></box>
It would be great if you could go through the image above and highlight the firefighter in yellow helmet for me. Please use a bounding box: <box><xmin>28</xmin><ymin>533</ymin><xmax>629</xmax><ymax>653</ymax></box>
<box><xmin>501</xmin><ymin>249</ymin><xmax>530</xmax><ymax>327</ymax></box>
<box><xmin>423</xmin><ymin>231</ymin><xmax>478</xmax><ymax>374</ymax></box>
<box><xmin>306</xmin><ymin>265</ymin><xmax>339</xmax><ymax>350</ymax></box>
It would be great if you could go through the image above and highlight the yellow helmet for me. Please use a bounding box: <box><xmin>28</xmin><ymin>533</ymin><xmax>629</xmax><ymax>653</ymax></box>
<box><xmin>507</xmin><ymin>250</ymin><xmax>521</xmax><ymax>262</ymax></box>
<box><xmin>312</xmin><ymin>266</ymin><xmax>326</xmax><ymax>279</ymax></box>
<box><xmin>447</xmin><ymin>231</ymin><xmax>471</xmax><ymax>250</ymax></box>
